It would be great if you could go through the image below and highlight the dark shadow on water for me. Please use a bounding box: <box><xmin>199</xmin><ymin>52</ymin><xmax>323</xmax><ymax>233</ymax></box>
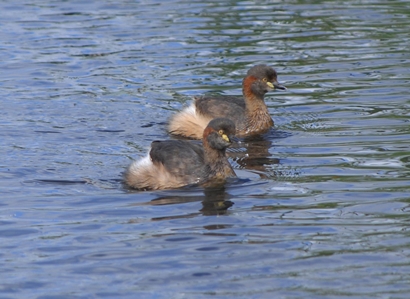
<box><xmin>126</xmin><ymin>177</ymin><xmax>267</xmax><ymax>218</ymax></box>
<box><xmin>229</xmin><ymin>128</ymin><xmax>290</xmax><ymax>175</ymax></box>
<box><xmin>29</xmin><ymin>179</ymin><xmax>89</xmax><ymax>185</ymax></box>
<box><xmin>151</xmin><ymin>186</ymin><xmax>235</xmax><ymax>216</ymax></box>
<box><xmin>29</xmin><ymin>174</ymin><xmax>265</xmax><ymax>218</ymax></box>
<box><xmin>95</xmin><ymin>129</ymin><xmax>125</xmax><ymax>133</ymax></box>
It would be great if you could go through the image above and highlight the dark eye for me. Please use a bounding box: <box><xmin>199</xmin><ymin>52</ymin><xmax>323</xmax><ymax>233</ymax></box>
<box><xmin>218</xmin><ymin>130</ymin><xmax>224</xmax><ymax>135</ymax></box>
<box><xmin>262</xmin><ymin>78</ymin><xmax>268</xmax><ymax>82</ymax></box>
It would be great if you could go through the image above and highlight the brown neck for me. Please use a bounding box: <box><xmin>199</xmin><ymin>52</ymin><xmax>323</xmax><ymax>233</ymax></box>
<box><xmin>241</xmin><ymin>77</ymin><xmax>273</xmax><ymax>134</ymax></box>
<box><xmin>245</xmin><ymin>106</ymin><xmax>273</xmax><ymax>134</ymax></box>
<box><xmin>203</xmin><ymin>139</ymin><xmax>227</xmax><ymax>167</ymax></box>
<box><xmin>242</xmin><ymin>76</ymin><xmax>268</xmax><ymax>115</ymax></box>
<box><xmin>203</xmin><ymin>139</ymin><xmax>235</xmax><ymax>177</ymax></box>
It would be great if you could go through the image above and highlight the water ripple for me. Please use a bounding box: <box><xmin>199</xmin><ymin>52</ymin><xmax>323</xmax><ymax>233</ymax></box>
<box><xmin>1</xmin><ymin>0</ymin><xmax>410</xmax><ymax>298</ymax></box>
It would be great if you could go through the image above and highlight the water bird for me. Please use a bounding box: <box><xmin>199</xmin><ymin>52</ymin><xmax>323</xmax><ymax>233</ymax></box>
<box><xmin>168</xmin><ymin>64</ymin><xmax>286</xmax><ymax>139</ymax></box>
<box><xmin>124</xmin><ymin>118</ymin><xmax>236</xmax><ymax>190</ymax></box>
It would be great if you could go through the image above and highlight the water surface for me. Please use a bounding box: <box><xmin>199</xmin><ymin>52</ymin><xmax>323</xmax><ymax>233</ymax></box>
<box><xmin>1</xmin><ymin>0</ymin><xmax>410</xmax><ymax>298</ymax></box>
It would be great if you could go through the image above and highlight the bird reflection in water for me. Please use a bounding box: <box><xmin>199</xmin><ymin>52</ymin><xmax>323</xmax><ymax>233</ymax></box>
<box><xmin>144</xmin><ymin>186</ymin><xmax>234</xmax><ymax>218</ymax></box>
<box><xmin>229</xmin><ymin>133</ymin><xmax>283</xmax><ymax>177</ymax></box>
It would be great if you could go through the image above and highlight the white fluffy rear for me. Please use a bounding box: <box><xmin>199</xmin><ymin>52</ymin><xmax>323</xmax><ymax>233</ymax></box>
<box><xmin>168</xmin><ymin>104</ymin><xmax>212</xmax><ymax>139</ymax></box>
<box><xmin>124</xmin><ymin>155</ymin><xmax>188</xmax><ymax>190</ymax></box>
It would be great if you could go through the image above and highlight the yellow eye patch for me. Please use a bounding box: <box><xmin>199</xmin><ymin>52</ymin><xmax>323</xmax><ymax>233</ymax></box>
<box><xmin>218</xmin><ymin>130</ymin><xmax>230</xmax><ymax>142</ymax></box>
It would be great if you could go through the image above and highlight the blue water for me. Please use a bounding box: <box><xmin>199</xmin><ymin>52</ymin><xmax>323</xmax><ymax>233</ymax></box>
<box><xmin>1</xmin><ymin>1</ymin><xmax>410</xmax><ymax>298</ymax></box>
